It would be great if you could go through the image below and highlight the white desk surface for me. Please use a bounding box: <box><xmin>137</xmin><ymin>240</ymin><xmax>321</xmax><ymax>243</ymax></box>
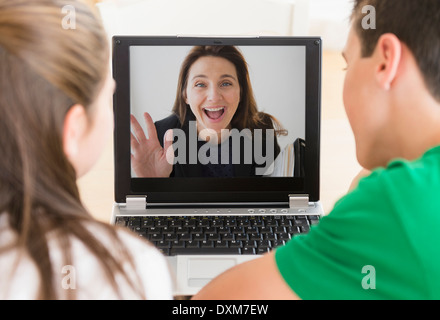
<box><xmin>78</xmin><ymin>51</ymin><xmax>362</xmax><ymax>223</ymax></box>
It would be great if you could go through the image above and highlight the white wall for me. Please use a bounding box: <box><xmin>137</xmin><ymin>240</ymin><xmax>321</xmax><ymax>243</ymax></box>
<box><xmin>98</xmin><ymin>0</ymin><xmax>353</xmax><ymax>51</ymax></box>
<box><xmin>308</xmin><ymin>0</ymin><xmax>353</xmax><ymax>51</ymax></box>
<box><xmin>98</xmin><ymin>0</ymin><xmax>306</xmax><ymax>39</ymax></box>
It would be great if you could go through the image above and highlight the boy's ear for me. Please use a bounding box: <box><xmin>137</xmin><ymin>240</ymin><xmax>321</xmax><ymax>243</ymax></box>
<box><xmin>63</xmin><ymin>104</ymin><xmax>88</xmax><ymax>161</ymax></box>
<box><xmin>374</xmin><ymin>33</ymin><xmax>402</xmax><ymax>91</ymax></box>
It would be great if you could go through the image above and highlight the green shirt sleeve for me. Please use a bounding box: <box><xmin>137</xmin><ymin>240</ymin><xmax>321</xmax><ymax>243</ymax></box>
<box><xmin>275</xmin><ymin>167</ymin><xmax>430</xmax><ymax>300</ymax></box>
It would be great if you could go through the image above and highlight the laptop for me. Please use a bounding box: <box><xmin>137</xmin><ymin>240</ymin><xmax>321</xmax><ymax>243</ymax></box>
<box><xmin>110</xmin><ymin>36</ymin><xmax>323</xmax><ymax>297</ymax></box>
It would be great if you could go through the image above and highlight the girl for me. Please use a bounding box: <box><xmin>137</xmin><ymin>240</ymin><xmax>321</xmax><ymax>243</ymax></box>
<box><xmin>0</xmin><ymin>0</ymin><xmax>173</xmax><ymax>299</ymax></box>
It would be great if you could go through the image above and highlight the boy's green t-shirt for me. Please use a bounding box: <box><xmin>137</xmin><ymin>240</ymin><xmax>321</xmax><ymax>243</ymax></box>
<box><xmin>275</xmin><ymin>146</ymin><xmax>440</xmax><ymax>299</ymax></box>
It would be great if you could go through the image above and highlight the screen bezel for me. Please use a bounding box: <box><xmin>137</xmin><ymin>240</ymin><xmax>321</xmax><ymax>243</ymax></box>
<box><xmin>113</xmin><ymin>36</ymin><xmax>321</xmax><ymax>205</ymax></box>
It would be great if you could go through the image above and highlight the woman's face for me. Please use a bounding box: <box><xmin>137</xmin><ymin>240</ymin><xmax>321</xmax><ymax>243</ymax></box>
<box><xmin>185</xmin><ymin>56</ymin><xmax>241</xmax><ymax>138</ymax></box>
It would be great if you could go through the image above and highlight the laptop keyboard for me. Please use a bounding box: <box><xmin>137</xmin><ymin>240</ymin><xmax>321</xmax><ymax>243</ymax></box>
<box><xmin>115</xmin><ymin>215</ymin><xmax>319</xmax><ymax>256</ymax></box>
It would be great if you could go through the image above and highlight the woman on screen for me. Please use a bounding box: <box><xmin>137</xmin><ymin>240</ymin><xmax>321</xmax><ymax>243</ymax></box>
<box><xmin>131</xmin><ymin>45</ymin><xmax>287</xmax><ymax>178</ymax></box>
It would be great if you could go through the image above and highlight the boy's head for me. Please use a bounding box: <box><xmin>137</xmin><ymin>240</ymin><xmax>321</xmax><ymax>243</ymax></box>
<box><xmin>351</xmin><ymin>0</ymin><xmax>440</xmax><ymax>102</ymax></box>
<box><xmin>343</xmin><ymin>0</ymin><xmax>440</xmax><ymax>170</ymax></box>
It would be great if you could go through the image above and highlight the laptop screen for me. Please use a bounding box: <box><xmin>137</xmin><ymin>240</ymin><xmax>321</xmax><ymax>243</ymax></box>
<box><xmin>113</xmin><ymin>37</ymin><xmax>321</xmax><ymax>205</ymax></box>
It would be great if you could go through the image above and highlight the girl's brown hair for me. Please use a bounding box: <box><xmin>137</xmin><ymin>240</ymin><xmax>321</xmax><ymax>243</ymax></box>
<box><xmin>0</xmin><ymin>0</ymin><xmax>143</xmax><ymax>299</ymax></box>
<box><xmin>172</xmin><ymin>45</ymin><xmax>287</xmax><ymax>136</ymax></box>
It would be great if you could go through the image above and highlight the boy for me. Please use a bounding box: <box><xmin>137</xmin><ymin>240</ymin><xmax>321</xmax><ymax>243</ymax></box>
<box><xmin>193</xmin><ymin>0</ymin><xmax>440</xmax><ymax>299</ymax></box>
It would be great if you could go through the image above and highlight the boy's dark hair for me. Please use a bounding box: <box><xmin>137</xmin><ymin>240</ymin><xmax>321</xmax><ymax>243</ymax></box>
<box><xmin>351</xmin><ymin>0</ymin><xmax>440</xmax><ymax>101</ymax></box>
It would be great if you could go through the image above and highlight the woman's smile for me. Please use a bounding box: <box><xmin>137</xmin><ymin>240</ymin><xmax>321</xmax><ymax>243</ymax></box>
<box><xmin>203</xmin><ymin>106</ymin><xmax>227</xmax><ymax>122</ymax></box>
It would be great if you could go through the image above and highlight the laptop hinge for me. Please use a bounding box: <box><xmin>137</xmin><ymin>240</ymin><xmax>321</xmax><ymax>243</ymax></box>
<box><xmin>126</xmin><ymin>195</ymin><xmax>147</xmax><ymax>210</ymax></box>
<box><xmin>289</xmin><ymin>194</ymin><xmax>309</xmax><ymax>209</ymax></box>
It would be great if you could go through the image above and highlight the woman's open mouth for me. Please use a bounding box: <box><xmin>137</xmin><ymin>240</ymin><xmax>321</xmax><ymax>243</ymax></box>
<box><xmin>203</xmin><ymin>106</ymin><xmax>226</xmax><ymax>121</ymax></box>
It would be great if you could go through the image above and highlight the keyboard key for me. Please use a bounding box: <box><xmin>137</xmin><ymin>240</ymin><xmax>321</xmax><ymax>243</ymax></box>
<box><xmin>264</xmin><ymin>233</ymin><xmax>277</xmax><ymax>241</ymax></box>
<box><xmin>243</xmin><ymin>240</ymin><xmax>257</xmax><ymax>248</ymax></box>
<box><xmin>186</xmin><ymin>241</ymin><xmax>200</xmax><ymax>248</ymax></box>
<box><xmin>259</xmin><ymin>240</ymin><xmax>272</xmax><ymax>248</ymax></box>
<box><xmin>200</xmin><ymin>240</ymin><xmax>214</xmax><ymax>248</ymax></box>
<box><xmin>205</xmin><ymin>227</ymin><xmax>217</xmax><ymax>233</ymax></box>
<box><xmin>155</xmin><ymin>219</ymin><xmax>168</xmax><ymax>228</ymax></box>
<box><xmin>266</xmin><ymin>219</ymin><xmax>278</xmax><ymax>227</ymax></box>
<box><xmin>230</xmin><ymin>240</ymin><xmax>242</xmax><ymax>248</ymax></box>
<box><xmin>217</xmin><ymin>226</ymin><xmax>230</xmax><ymax>234</ymax></box>
<box><xmin>211</xmin><ymin>219</ymin><xmax>224</xmax><ymax>227</ymax></box>
<box><xmin>273</xmin><ymin>226</ymin><xmax>286</xmax><ymax>233</ymax></box>
<box><xmin>250</xmin><ymin>233</ymin><xmax>263</xmax><ymax>241</ymax></box>
<box><xmin>157</xmin><ymin>240</ymin><xmax>171</xmax><ymax>249</ymax></box>
<box><xmin>215</xmin><ymin>240</ymin><xmax>228</xmax><ymax>248</ymax></box>
<box><xmin>193</xmin><ymin>233</ymin><xmax>205</xmax><ymax>241</ymax></box>
<box><xmin>278</xmin><ymin>233</ymin><xmax>291</xmax><ymax>241</ymax></box>
<box><xmin>200</xmin><ymin>218</ymin><xmax>211</xmax><ymax>227</ymax></box>
<box><xmin>184</xmin><ymin>219</ymin><xmax>198</xmax><ymax>227</ymax></box>
<box><xmin>189</xmin><ymin>227</ymin><xmax>203</xmax><ymax>234</ymax></box>
<box><xmin>221</xmin><ymin>234</ymin><xmax>234</xmax><ymax>241</ymax></box>
<box><xmin>178</xmin><ymin>233</ymin><xmax>192</xmax><ymax>241</ymax></box>
<box><xmin>171</xmin><ymin>241</ymin><xmax>185</xmax><ymax>248</ymax></box>
<box><xmin>235</xmin><ymin>233</ymin><xmax>248</xmax><ymax>241</ymax></box>
<box><xmin>271</xmin><ymin>240</ymin><xmax>285</xmax><ymax>248</ymax></box>
<box><xmin>257</xmin><ymin>247</ymin><xmax>270</xmax><ymax>254</ymax></box>
<box><xmin>259</xmin><ymin>226</ymin><xmax>272</xmax><ymax>234</ymax></box>
<box><xmin>164</xmin><ymin>233</ymin><xmax>178</xmax><ymax>241</ymax></box>
<box><xmin>141</xmin><ymin>218</ymin><xmax>154</xmax><ymax>227</ymax></box>
<box><xmin>279</xmin><ymin>219</ymin><xmax>292</xmax><ymax>227</ymax></box>
<box><xmin>231</xmin><ymin>226</ymin><xmax>244</xmax><ymax>234</ymax></box>
<box><xmin>224</xmin><ymin>218</ymin><xmax>237</xmax><ymax>227</ymax></box>
<box><xmin>300</xmin><ymin>225</ymin><xmax>310</xmax><ymax>233</ymax></box>
<box><xmin>169</xmin><ymin>219</ymin><xmax>182</xmax><ymax>227</ymax></box>
<box><xmin>207</xmin><ymin>233</ymin><xmax>221</xmax><ymax>241</ymax></box>
<box><xmin>241</xmin><ymin>247</ymin><xmax>256</xmax><ymax>255</ymax></box>
<box><xmin>294</xmin><ymin>217</ymin><xmax>309</xmax><ymax>227</ymax></box>
<box><xmin>150</xmin><ymin>233</ymin><xmax>163</xmax><ymax>241</ymax></box>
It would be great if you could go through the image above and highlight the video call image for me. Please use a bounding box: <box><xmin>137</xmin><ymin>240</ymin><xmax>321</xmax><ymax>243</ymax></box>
<box><xmin>129</xmin><ymin>45</ymin><xmax>306</xmax><ymax>178</ymax></box>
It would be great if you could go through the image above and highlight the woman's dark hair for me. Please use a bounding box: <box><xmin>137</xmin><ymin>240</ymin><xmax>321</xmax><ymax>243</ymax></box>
<box><xmin>172</xmin><ymin>45</ymin><xmax>287</xmax><ymax>135</ymax></box>
<box><xmin>0</xmin><ymin>0</ymin><xmax>144</xmax><ymax>299</ymax></box>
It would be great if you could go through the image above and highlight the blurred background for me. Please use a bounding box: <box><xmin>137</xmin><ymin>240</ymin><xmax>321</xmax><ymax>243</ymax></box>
<box><xmin>92</xmin><ymin>0</ymin><xmax>353</xmax><ymax>51</ymax></box>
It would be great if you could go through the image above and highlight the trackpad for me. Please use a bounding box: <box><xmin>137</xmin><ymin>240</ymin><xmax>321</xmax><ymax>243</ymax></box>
<box><xmin>188</xmin><ymin>258</ymin><xmax>236</xmax><ymax>287</ymax></box>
